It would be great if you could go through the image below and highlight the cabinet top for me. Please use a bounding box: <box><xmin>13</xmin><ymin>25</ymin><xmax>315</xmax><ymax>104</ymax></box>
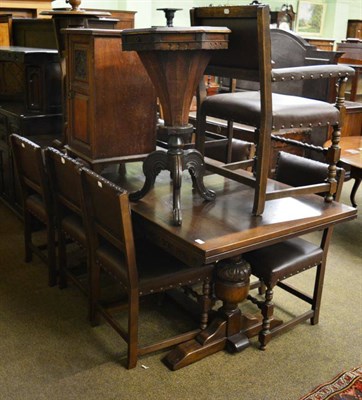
<box><xmin>0</xmin><ymin>46</ymin><xmax>59</xmax><ymax>63</ymax></box>
<box><xmin>0</xmin><ymin>46</ymin><xmax>58</xmax><ymax>54</ymax></box>
<box><xmin>61</xmin><ymin>28</ymin><xmax>123</xmax><ymax>37</ymax></box>
<box><xmin>121</xmin><ymin>26</ymin><xmax>230</xmax><ymax>52</ymax></box>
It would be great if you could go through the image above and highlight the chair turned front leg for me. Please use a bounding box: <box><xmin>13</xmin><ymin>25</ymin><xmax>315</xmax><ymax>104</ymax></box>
<box><xmin>259</xmin><ymin>287</ymin><xmax>274</xmax><ymax>350</ymax></box>
<box><xmin>325</xmin><ymin>124</ymin><xmax>341</xmax><ymax>202</ymax></box>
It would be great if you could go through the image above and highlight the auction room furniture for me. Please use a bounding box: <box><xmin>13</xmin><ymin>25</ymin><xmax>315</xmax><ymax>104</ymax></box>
<box><xmin>109</xmin><ymin>162</ymin><xmax>357</xmax><ymax>370</ymax></box>
<box><xmin>62</xmin><ymin>28</ymin><xmax>157</xmax><ymax>172</ymax></box>
<box><xmin>45</xmin><ymin>147</ymin><xmax>87</xmax><ymax>291</ymax></box>
<box><xmin>324</xmin><ymin>136</ymin><xmax>362</xmax><ymax>207</ymax></box>
<box><xmin>337</xmin><ymin>40</ymin><xmax>362</xmax><ymax>102</ymax></box>
<box><xmin>270</xmin><ymin>4</ymin><xmax>295</xmax><ymax>30</ymax></box>
<box><xmin>0</xmin><ymin>0</ymin><xmax>53</xmax><ymax>18</ymax></box>
<box><xmin>0</xmin><ymin>14</ymin><xmax>12</xmax><ymax>46</ymax></box>
<box><xmin>303</xmin><ymin>37</ymin><xmax>335</xmax><ymax>51</ymax></box>
<box><xmin>79</xmin><ymin>167</ymin><xmax>215</xmax><ymax>369</ymax></box>
<box><xmin>40</xmin><ymin>0</ymin><xmax>132</xmax><ymax>148</ymax></box>
<box><xmin>191</xmin><ymin>4</ymin><xmax>354</xmax><ymax>216</ymax></box>
<box><xmin>245</xmin><ymin>152</ymin><xmax>345</xmax><ymax>350</ymax></box>
<box><xmin>10</xmin><ymin>134</ymin><xmax>56</xmax><ymax>287</ymax></box>
<box><xmin>0</xmin><ymin>46</ymin><xmax>62</xmax><ymax>209</ymax></box>
<box><xmin>346</xmin><ymin>19</ymin><xmax>362</xmax><ymax>40</ymax></box>
<box><xmin>121</xmin><ymin>26</ymin><xmax>230</xmax><ymax>226</ymax></box>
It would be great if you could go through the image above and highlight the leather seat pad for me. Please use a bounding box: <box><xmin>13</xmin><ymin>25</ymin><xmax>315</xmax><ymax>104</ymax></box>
<box><xmin>25</xmin><ymin>194</ymin><xmax>47</xmax><ymax>222</ymax></box>
<box><xmin>96</xmin><ymin>240</ymin><xmax>214</xmax><ymax>295</ymax></box>
<box><xmin>61</xmin><ymin>214</ymin><xmax>87</xmax><ymax>246</ymax></box>
<box><xmin>201</xmin><ymin>91</ymin><xmax>340</xmax><ymax>130</ymax></box>
<box><xmin>244</xmin><ymin>237</ymin><xmax>323</xmax><ymax>286</ymax></box>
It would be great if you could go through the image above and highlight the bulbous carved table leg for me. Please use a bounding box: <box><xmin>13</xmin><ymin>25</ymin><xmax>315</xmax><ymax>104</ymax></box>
<box><xmin>163</xmin><ymin>256</ymin><xmax>251</xmax><ymax>370</ymax></box>
<box><xmin>129</xmin><ymin>125</ymin><xmax>215</xmax><ymax>226</ymax></box>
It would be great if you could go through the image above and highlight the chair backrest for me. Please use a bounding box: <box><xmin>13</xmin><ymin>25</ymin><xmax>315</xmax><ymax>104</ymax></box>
<box><xmin>45</xmin><ymin>147</ymin><xmax>84</xmax><ymax>217</ymax></box>
<box><xmin>190</xmin><ymin>4</ymin><xmax>272</xmax><ymax>128</ymax></box>
<box><xmin>190</xmin><ymin>5</ymin><xmax>272</xmax><ymax>83</ymax></box>
<box><xmin>10</xmin><ymin>134</ymin><xmax>50</xmax><ymax>204</ymax></box>
<box><xmin>275</xmin><ymin>151</ymin><xmax>345</xmax><ymax>201</ymax></box>
<box><xmin>79</xmin><ymin>167</ymin><xmax>137</xmax><ymax>287</ymax></box>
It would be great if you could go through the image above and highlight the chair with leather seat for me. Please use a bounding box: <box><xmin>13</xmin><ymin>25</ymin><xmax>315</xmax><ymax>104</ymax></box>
<box><xmin>79</xmin><ymin>167</ymin><xmax>215</xmax><ymax>369</ymax></box>
<box><xmin>10</xmin><ymin>134</ymin><xmax>56</xmax><ymax>286</ymax></box>
<box><xmin>190</xmin><ymin>4</ymin><xmax>354</xmax><ymax>215</ymax></box>
<box><xmin>45</xmin><ymin>147</ymin><xmax>88</xmax><ymax>292</ymax></box>
<box><xmin>244</xmin><ymin>151</ymin><xmax>345</xmax><ymax>350</ymax></box>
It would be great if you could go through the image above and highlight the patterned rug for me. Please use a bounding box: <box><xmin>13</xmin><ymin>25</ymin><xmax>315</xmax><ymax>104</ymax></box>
<box><xmin>300</xmin><ymin>366</ymin><xmax>362</xmax><ymax>400</ymax></box>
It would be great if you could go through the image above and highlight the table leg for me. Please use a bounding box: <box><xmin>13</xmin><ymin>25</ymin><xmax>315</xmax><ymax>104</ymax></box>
<box><xmin>163</xmin><ymin>256</ymin><xmax>251</xmax><ymax>370</ymax></box>
<box><xmin>184</xmin><ymin>149</ymin><xmax>216</xmax><ymax>202</ymax></box>
<box><xmin>350</xmin><ymin>175</ymin><xmax>361</xmax><ymax>208</ymax></box>
<box><xmin>128</xmin><ymin>150</ymin><xmax>168</xmax><ymax>202</ymax></box>
<box><xmin>129</xmin><ymin>128</ymin><xmax>215</xmax><ymax>226</ymax></box>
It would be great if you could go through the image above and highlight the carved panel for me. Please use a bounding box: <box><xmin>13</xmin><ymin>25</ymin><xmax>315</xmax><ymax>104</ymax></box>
<box><xmin>74</xmin><ymin>48</ymin><xmax>88</xmax><ymax>82</ymax></box>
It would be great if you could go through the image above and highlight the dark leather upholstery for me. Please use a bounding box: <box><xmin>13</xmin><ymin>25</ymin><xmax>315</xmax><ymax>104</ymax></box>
<box><xmin>96</xmin><ymin>240</ymin><xmax>214</xmax><ymax>296</ymax></box>
<box><xmin>275</xmin><ymin>151</ymin><xmax>329</xmax><ymax>187</ymax></box>
<box><xmin>244</xmin><ymin>238</ymin><xmax>323</xmax><ymax>287</ymax></box>
<box><xmin>204</xmin><ymin>137</ymin><xmax>254</xmax><ymax>163</ymax></box>
<box><xmin>201</xmin><ymin>92</ymin><xmax>340</xmax><ymax>130</ymax></box>
<box><xmin>25</xmin><ymin>194</ymin><xmax>48</xmax><ymax>223</ymax></box>
<box><xmin>61</xmin><ymin>214</ymin><xmax>86</xmax><ymax>247</ymax></box>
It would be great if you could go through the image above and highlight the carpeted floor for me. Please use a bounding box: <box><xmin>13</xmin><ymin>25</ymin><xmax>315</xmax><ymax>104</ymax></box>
<box><xmin>0</xmin><ymin>180</ymin><xmax>361</xmax><ymax>400</ymax></box>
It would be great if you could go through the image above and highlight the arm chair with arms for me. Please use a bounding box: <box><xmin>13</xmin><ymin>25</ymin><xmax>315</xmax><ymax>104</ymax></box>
<box><xmin>10</xmin><ymin>134</ymin><xmax>56</xmax><ymax>286</ymax></box>
<box><xmin>191</xmin><ymin>4</ymin><xmax>354</xmax><ymax>216</ymax></box>
<box><xmin>79</xmin><ymin>167</ymin><xmax>215</xmax><ymax>369</ymax></box>
<box><xmin>244</xmin><ymin>151</ymin><xmax>345</xmax><ymax>350</ymax></box>
<box><xmin>45</xmin><ymin>147</ymin><xmax>88</xmax><ymax>292</ymax></box>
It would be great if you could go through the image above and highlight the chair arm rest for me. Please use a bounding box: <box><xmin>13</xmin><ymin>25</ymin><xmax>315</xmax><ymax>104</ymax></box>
<box><xmin>271</xmin><ymin>64</ymin><xmax>355</xmax><ymax>82</ymax></box>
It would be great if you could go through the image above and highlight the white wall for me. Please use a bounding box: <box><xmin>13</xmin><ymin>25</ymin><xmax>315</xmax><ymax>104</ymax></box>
<box><xmin>51</xmin><ymin>0</ymin><xmax>362</xmax><ymax>41</ymax></box>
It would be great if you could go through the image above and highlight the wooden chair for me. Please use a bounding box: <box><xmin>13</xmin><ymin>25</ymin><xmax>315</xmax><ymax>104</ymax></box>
<box><xmin>190</xmin><ymin>4</ymin><xmax>354</xmax><ymax>215</ymax></box>
<box><xmin>79</xmin><ymin>167</ymin><xmax>215</xmax><ymax>369</ymax></box>
<box><xmin>244</xmin><ymin>151</ymin><xmax>345</xmax><ymax>350</ymax></box>
<box><xmin>10</xmin><ymin>134</ymin><xmax>56</xmax><ymax>286</ymax></box>
<box><xmin>45</xmin><ymin>147</ymin><xmax>87</xmax><ymax>292</ymax></box>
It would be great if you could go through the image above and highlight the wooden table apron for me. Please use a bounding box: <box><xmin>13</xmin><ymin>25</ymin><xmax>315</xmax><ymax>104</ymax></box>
<box><xmin>118</xmin><ymin>166</ymin><xmax>357</xmax><ymax>370</ymax></box>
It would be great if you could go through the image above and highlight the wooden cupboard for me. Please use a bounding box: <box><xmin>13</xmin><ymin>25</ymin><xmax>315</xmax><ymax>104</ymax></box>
<box><xmin>63</xmin><ymin>29</ymin><xmax>157</xmax><ymax>171</ymax></box>
<box><xmin>0</xmin><ymin>47</ymin><xmax>62</xmax><ymax>209</ymax></box>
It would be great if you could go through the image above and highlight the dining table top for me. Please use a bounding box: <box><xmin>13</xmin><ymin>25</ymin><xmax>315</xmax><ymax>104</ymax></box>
<box><xmin>112</xmin><ymin>163</ymin><xmax>357</xmax><ymax>267</ymax></box>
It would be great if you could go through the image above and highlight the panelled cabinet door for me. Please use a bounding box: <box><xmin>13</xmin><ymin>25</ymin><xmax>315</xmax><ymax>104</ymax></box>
<box><xmin>64</xmin><ymin>29</ymin><xmax>157</xmax><ymax>167</ymax></box>
<box><xmin>67</xmin><ymin>34</ymin><xmax>93</xmax><ymax>158</ymax></box>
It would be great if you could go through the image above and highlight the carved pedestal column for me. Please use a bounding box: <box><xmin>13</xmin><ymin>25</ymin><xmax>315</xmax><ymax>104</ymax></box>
<box><xmin>163</xmin><ymin>256</ymin><xmax>252</xmax><ymax>370</ymax></box>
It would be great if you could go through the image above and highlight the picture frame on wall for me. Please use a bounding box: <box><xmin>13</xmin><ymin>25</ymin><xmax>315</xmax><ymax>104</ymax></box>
<box><xmin>296</xmin><ymin>0</ymin><xmax>326</xmax><ymax>36</ymax></box>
